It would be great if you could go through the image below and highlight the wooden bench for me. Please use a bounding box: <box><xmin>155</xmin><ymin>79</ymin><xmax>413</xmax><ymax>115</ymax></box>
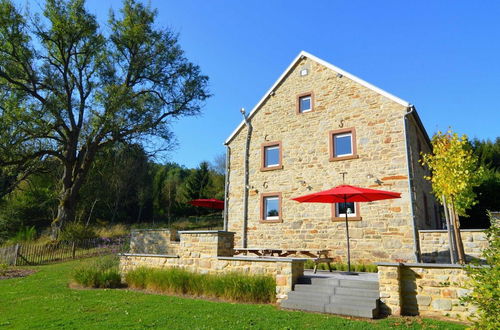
<box><xmin>311</xmin><ymin>257</ymin><xmax>334</xmax><ymax>273</ymax></box>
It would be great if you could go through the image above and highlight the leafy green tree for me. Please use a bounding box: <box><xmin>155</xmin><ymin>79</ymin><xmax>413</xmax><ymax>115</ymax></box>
<box><xmin>421</xmin><ymin>130</ymin><xmax>483</xmax><ymax>264</ymax></box>
<box><xmin>0</xmin><ymin>0</ymin><xmax>209</xmax><ymax>238</ymax></box>
<box><xmin>462</xmin><ymin>138</ymin><xmax>500</xmax><ymax>229</ymax></box>
<box><xmin>184</xmin><ymin>161</ymin><xmax>211</xmax><ymax>201</ymax></box>
<box><xmin>0</xmin><ymin>170</ymin><xmax>59</xmax><ymax>243</ymax></box>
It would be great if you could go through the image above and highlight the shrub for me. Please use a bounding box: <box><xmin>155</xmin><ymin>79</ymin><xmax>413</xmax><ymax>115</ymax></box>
<box><xmin>461</xmin><ymin>212</ymin><xmax>499</xmax><ymax>329</ymax></box>
<box><xmin>0</xmin><ymin>263</ymin><xmax>8</xmax><ymax>276</ymax></box>
<box><xmin>71</xmin><ymin>256</ymin><xmax>122</xmax><ymax>288</ymax></box>
<box><xmin>125</xmin><ymin>267</ymin><xmax>276</xmax><ymax>303</ymax></box>
<box><xmin>60</xmin><ymin>222</ymin><xmax>97</xmax><ymax>241</ymax></box>
<box><xmin>303</xmin><ymin>260</ymin><xmax>377</xmax><ymax>273</ymax></box>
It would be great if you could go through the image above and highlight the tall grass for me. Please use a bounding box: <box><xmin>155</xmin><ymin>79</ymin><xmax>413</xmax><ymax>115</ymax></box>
<box><xmin>95</xmin><ymin>224</ymin><xmax>129</xmax><ymax>239</ymax></box>
<box><xmin>125</xmin><ymin>267</ymin><xmax>276</xmax><ymax>303</ymax></box>
<box><xmin>303</xmin><ymin>260</ymin><xmax>378</xmax><ymax>273</ymax></box>
<box><xmin>71</xmin><ymin>256</ymin><xmax>122</xmax><ymax>288</ymax></box>
<box><xmin>6</xmin><ymin>226</ymin><xmax>37</xmax><ymax>245</ymax></box>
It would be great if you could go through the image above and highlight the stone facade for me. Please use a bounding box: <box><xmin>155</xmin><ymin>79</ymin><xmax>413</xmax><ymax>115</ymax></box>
<box><xmin>226</xmin><ymin>52</ymin><xmax>438</xmax><ymax>263</ymax></box>
<box><xmin>129</xmin><ymin>229</ymin><xmax>179</xmax><ymax>255</ymax></box>
<box><xmin>120</xmin><ymin>231</ymin><xmax>304</xmax><ymax>301</ymax></box>
<box><xmin>419</xmin><ymin>229</ymin><xmax>488</xmax><ymax>263</ymax></box>
<box><xmin>378</xmin><ymin>263</ymin><xmax>475</xmax><ymax>322</ymax></box>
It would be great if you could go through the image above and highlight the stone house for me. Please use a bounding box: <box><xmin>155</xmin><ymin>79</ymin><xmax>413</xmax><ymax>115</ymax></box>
<box><xmin>223</xmin><ymin>51</ymin><xmax>441</xmax><ymax>263</ymax></box>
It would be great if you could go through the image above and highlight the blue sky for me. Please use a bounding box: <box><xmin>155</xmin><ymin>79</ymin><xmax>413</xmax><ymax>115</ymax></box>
<box><xmin>23</xmin><ymin>1</ymin><xmax>500</xmax><ymax>168</ymax></box>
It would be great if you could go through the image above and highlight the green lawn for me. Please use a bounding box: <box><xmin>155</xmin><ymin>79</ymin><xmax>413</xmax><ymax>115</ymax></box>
<box><xmin>0</xmin><ymin>259</ymin><xmax>466</xmax><ymax>329</ymax></box>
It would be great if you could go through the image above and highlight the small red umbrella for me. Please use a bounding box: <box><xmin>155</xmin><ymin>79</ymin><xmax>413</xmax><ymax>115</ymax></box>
<box><xmin>188</xmin><ymin>198</ymin><xmax>224</xmax><ymax>210</ymax></box>
<box><xmin>292</xmin><ymin>185</ymin><xmax>401</xmax><ymax>274</ymax></box>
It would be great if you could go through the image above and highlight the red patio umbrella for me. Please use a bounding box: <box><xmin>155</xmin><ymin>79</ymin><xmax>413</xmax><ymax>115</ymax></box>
<box><xmin>292</xmin><ymin>185</ymin><xmax>401</xmax><ymax>274</ymax></box>
<box><xmin>188</xmin><ymin>198</ymin><xmax>224</xmax><ymax>210</ymax></box>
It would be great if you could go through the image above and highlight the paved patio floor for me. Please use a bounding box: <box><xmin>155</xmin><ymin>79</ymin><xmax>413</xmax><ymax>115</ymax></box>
<box><xmin>303</xmin><ymin>269</ymin><xmax>379</xmax><ymax>282</ymax></box>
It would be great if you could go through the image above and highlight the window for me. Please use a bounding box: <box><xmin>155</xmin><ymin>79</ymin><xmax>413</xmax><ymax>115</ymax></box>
<box><xmin>329</xmin><ymin>128</ymin><xmax>358</xmax><ymax>161</ymax></box>
<box><xmin>297</xmin><ymin>92</ymin><xmax>314</xmax><ymax>113</ymax></box>
<box><xmin>260</xmin><ymin>193</ymin><xmax>282</xmax><ymax>222</ymax></box>
<box><xmin>332</xmin><ymin>202</ymin><xmax>361</xmax><ymax>221</ymax></box>
<box><xmin>261</xmin><ymin>142</ymin><xmax>283</xmax><ymax>171</ymax></box>
<box><xmin>423</xmin><ymin>194</ymin><xmax>430</xmax><ymax>225</ymax></box>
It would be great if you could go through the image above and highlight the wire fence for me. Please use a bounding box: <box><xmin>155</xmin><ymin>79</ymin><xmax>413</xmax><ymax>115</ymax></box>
<box><xmin>0</xmin><ymin>236</ymin><xmax>129</xmax><ymax>266</ymax></box>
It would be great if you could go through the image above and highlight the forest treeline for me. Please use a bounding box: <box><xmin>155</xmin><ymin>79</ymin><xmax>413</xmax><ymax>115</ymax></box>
<box><xmin>1</xmin><ymin>137</ymin><xmax>499</xmax><ymax>243</ymax></box>
<box><xmin>0</xmin><ymin>143</ymin><xmax>224</xmax><ymax>243</ymax></box>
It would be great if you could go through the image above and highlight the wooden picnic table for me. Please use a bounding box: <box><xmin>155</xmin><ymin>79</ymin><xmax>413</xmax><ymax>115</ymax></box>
<box><xmin>233</xmin><ymin>248</ymin><xmax>333</xmax><ymax>273</ymax></box>
<box><xmin>233</xmin><ymin>247</ymin><xmax>328</xmax><ymax>258</ymax></box>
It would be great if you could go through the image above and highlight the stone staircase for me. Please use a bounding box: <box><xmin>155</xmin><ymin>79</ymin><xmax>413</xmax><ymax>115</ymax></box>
<box><xmin>280</xmin><ymin>274</ymin><xmax>380</xmax><ymax>318</ymax></box>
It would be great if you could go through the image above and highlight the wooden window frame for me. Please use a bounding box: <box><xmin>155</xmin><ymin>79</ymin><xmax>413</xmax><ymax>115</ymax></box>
<box><xmin>296</xmin><ymin>92</ymin><xmax>314</xmax><ymax>114</ymax></box>
<box><xmin>260</xmin><ymin>192</ymin><xmax>283</xmax><ymax>223</ymax></box>
<box><xmin>331</xmin><ymin>203</ymin><xmax>362</xmax><ymax>222</ymax></box>
<box><xmin>329</xmin><ymin>127</ymin><xmax>359</xmax><ymax>161</ymax></box>
<box><xmin>260</xmin><ymin>141</ymin><xmax>283</xmax><ymax>171</ymax></box>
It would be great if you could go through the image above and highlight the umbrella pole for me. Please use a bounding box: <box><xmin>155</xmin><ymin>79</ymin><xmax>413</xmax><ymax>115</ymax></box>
<box><xmin>344</xmin><ymin>196</ymin><xmax>351</xmax><ymax>273</ymax></box>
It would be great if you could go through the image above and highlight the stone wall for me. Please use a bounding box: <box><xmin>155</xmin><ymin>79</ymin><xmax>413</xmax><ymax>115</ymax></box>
<box><xmin>120</xmin><ymin>231</ymin><xmax>304</xmax><ymax>301</ymax></box>
<box><xmin>377</xmin><ymin>262</ymin><xmax>475</xmax><ymax>322</ymax></box>
<box><xmin>419</xmin><ymin>229</ymin><xmax>488</xmax><ymax>263</ymax></box>
<box><xmin>129</xmin><ymin>229</ymin><xmax>179</xmax><ymax>255</ymax></box>
<box><xmin>226</xmin><ymin>56</ymin><xmax>437</xmax><ymax>263</ymax></box>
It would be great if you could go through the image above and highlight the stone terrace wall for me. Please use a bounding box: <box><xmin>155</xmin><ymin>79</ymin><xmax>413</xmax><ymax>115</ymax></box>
<box><xmin>419</xmin><ymin>229</ymin><xmax>488</xmax><ymax>263</ymax></box>
<box><xmin>129</xmin><ymin>229</ymin><xmax>179</xmax><ymax>255</ymax></box>
<box><xmin>120</xmin><ymin>231</ymin><xmax>304</xmax><ymax>301</ymax></box>
<box><xmin>378</xmin><ymin>263</ymin><xmax>475</xmax><ymax>322</ymax></box>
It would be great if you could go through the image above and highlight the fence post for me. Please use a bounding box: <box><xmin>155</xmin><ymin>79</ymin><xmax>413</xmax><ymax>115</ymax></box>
<box><xmin>71</xmin><ymin>241</ymin><xmax>76</xmax><ymax>259</ymax></box>
<box><xmin>14</xmin><ymin>243</ymin><xmax>20</xmax><ymax>266</ymax></box>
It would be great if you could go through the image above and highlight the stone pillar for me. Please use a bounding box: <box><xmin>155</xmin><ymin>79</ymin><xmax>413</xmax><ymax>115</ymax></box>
<box><xmin>178</xmin><ymin>231</ymin><xmax>235</xmax><ymax>258</ymax></box>
<box><xmin>378</xmin><ymin>263</ymin><xmax>402</xmax><ymax>316</ymax></box>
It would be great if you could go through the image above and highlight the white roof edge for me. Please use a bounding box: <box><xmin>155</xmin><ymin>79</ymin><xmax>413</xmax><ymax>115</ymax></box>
<box><xmin>224</xmin><ymin>50</ymin><xmax>411</xmax><ymax>145</ymax></box>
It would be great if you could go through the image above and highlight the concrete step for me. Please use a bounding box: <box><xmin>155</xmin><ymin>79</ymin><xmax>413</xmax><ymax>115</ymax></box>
<box><xmin>294</xmin><ymin>284</ymin><xmax>335</xmax><ymax>294</ymax></box>
<box><xmin>297</xmin><ymin>277</ymin><xmax>339</xmax><ymax>286</ymax></box>
<box><xmin>334</xmin><ymin>287</ymin><xmax>379</xmax><ymax>298</ymax></box>
<box><xmin>330</xmin><ymin>296</ymin><xmax>379</xmax><ymax>308</ymax></box>
<box><xmin>339</xmin><ymin>279</ymin><xmax>379</xmax><ymax>290</ymax></box>
<box><xmin>325</xmin><ymin>303</ymin><xmax>379</xmax><ymax>318</ymax></box>
<box><xmin>281</xmin><ymin>300</ymin><xmax>325</xmax><ymax>313</ymax></box>
<box><xmin>286</xmin><ymin>291</ymin><xmax>331</xmax><ymax>304</ymax></box>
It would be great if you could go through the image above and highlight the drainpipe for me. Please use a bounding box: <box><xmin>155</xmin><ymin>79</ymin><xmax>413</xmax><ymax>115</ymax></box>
<box><xmin>223</xmin><ymin>144</ymin><xmax>231</xmax><ymax>231</ymax></box>
<box><xmin>403</xmin><ymin>105</ymin><xmax>422</xmax><ymax>262</ymax></box>
<box><xmin>241</xmin><ymin>108</ymin><xmax>252</xmax><ymax>248</ymax></box>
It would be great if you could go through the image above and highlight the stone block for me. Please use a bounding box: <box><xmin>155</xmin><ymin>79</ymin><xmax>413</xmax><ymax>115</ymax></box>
<box><xmin>431</xmin><ymin>299</ymin><xmax>452</xmax><ymax>311</ymax></box>
<box><xmin>416</xmin><ymin>295</ymin><xmax>432</xmax><ymax>306</ymax></box>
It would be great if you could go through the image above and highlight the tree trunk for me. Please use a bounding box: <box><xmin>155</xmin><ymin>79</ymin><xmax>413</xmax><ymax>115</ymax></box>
<box><xmin>442</xmin><ymin>195</ymin><xmax>456</xmax><ymax>264</ymax></box>
<box><xmin>450</xmin><ymin>197</ymin><xmax>466</xmax><ymax>264</ymax></box>
<box><xmin>52</xmin><ymin>190</ymin><xmax>77</xmax><ymax>239</ymax></box>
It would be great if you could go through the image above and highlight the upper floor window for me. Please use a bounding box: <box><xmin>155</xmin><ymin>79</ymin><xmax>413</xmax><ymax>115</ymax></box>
<box><xmin>329</xmin><ymin>128</ymin><xmax>359</xmax><ymax>161</ymax></box>
<box><xmin>261</xmin><ymin>142</ymin><xmax>283</xmax><ymax>171</ymax></box>
<box><xmin>261</xmin><ymin>193</ymin><xmax>282</xmax><ymax>222</ymax></box>
<box><xmin>297</xmin><ymin>92</ymin><xmax>314</xmax><ymax>113</ymax></box>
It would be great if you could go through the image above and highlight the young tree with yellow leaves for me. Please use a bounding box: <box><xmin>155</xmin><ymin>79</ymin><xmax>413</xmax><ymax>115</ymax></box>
<box><xmin>421</xmin><ymin>130</ymin><xmax>483</xmax><ymax>264</ymax></box>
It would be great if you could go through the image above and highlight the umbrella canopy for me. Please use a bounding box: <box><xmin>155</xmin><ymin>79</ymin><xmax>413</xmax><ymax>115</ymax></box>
<box><xmin>188</xmin><ymin>198</ymin><xmax>224</xmax><ymax>210</ymax></box>
<box><xmin>292</xmin><ymin>184</ymin><xmax>401</xmax><ymax>274</ymax></box>
<box><xmin>291</xmin><ymin>185</ymin><xmax>401</xmax><ymax>203</ymax></box>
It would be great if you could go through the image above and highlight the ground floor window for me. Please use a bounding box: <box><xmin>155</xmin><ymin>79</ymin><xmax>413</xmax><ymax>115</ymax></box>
<box><xmin>260</xmin><ymin>193</ymin><xmax>282</xmax><ymax>223</ymax></box>
<box><xmin>332</xmin><ymin>202</ymin><xmax>362</xmax><ymax>221</ymax></box>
